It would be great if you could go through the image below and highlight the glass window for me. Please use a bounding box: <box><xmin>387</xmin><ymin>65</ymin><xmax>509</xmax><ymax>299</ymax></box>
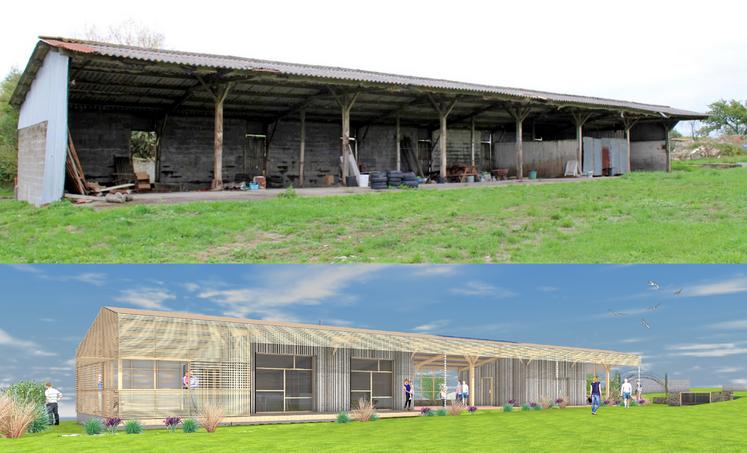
<box><xmin>350</xmin><ymin>372</ymin><xmax>370</xmax><ymax>391</ymax></box>
<box><xmin>255</xmin><ymin>354</ymin><xmax>294</xmax><ymax>369</ymax></box>
<box><xmin>286</xmin><ymin>370</ymin><xmax>312</xmax><ymax>398</ymax></box>
<box><xmin>372</xmin><ymin>373</ymin><xmax>392</xmax><ymax>397</ymax></box>
<box><xmin>378</xmin><ymin>360</ymin><xmax>393</xmax><ymax>372</ymax></box>
<box><xmin>285</xmin><ymin>398</ymin><xmax>313</xmax><ymax>411</ymax></box>
<box><xmin>156</xmin><ymin>368</ymin><xmax>181</xmax><ymax>389</ymax></box>
<box><xmin>351</xmin><ymin>359</ymin><xmax>378</xmax><ymax>371</ymax></box>
<box><xmin>294</xmin><ymin>356</ymin><xmax>312</xmax><ymax>370</ymax></box>
<box><xmin>255</xmin><ymin>392</ymin><xmax>284</xmax><ymax>412</ymax></box>
<box><xmin>255</xmin><ymin>369</ymin><xmax>284</xmax><ymax>391</ymax></box>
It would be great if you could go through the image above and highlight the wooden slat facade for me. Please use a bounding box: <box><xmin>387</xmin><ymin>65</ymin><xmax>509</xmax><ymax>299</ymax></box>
<box><xmin>76</xmin><ymin>308</ymin><xmax>633</xmax><ymax>421</ymax></box>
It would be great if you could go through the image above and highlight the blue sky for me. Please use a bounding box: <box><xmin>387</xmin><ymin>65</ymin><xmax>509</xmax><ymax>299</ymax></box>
<box><xmin>1</xmin><ymin>264</ymin><xmax>746</xmax><ymax>417</ymax></box>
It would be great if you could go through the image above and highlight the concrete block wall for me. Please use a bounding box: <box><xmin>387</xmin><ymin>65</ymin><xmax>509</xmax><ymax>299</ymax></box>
<box><xmin>431</xmin><ymin>128</ymin><xmax>485</xmax><ymax>172</ymax></box>
<box><xmin>265</xmin><ymin>119</ymin><xmax>340</xmax><ymax>187</ymax></box>
<box><xmin>16</xmin><ymin>122</ymin><xmax>47</xmax><ymax>204</ymax></box>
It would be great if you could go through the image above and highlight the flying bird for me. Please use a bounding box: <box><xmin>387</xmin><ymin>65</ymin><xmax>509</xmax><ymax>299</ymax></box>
<box><xmin>648</xmin><ymin>303</ymin><xmax>662</xmax><ymax>312</ymax></box>
<box><xmin>608</xmin><ymin>309</ymin><xmax>625</xmax><ymax>318</ymax></box>
<box><xmin>640</xmin><ymin>318</ymin><xmax>651</xmax><ymax>329</ymax></box>
<box><xmin>648</xmin><ymin>281</ymin><xmax>660</xmax><ymax>290</ymax></box>
<box><xmin>674</xmin><ymin>288</ymin><xmax>683</xmax><ymax>296</ymax></box>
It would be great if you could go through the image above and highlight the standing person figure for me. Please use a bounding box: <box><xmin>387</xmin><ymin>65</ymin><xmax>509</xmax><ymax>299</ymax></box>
<box><xmin>403</xmin><ymin>378</ymin><xmax>413</xmax><ymax>410</ymax></box>
<box><xmin>439</xmin><ymin>383</ymin><xmax>447</xmax><ymax>407</ymax></box>
<box><xmin>590</xmin><ymin>376</ymin><xmax>602</xmax><ymax>415</ymax></box>
<box><xmin>455</xmin><ymin>380</ymin><xmax>463</xmax><ymax>404</ymax></box>
<box><xmin>461</xmin><ymin>380</ymin><xmax>470</xmax><ymax>405</ymax></box>
<box><xmin>621</xmin><ymin>378</ymin><xmax>633</xmax><ymax>408</ymax></box>
<box><xmin>636</xmin><ymin>380</ymin><xmax>643</xmax><ymax>401</ymax></box>
<box><xmin>44</xmin><ymin>382</ymin><xmax>62</xmax><ymax>426</ymax></box>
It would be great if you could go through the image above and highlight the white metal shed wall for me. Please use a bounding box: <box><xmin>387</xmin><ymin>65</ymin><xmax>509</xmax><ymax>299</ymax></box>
<box><xmin>17</xmin><ymin>50</ymin><xmax>68</xmax><ymax>205</ymax></box>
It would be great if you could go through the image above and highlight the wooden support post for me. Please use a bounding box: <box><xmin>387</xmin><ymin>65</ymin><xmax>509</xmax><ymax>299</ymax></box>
<box><xmin>470</xmin><ymin>117</ymin><xmax>476</xmax><ymax>169</ymax></box>
<box><xmin>299</xmin><ymin>109</ymin><xmax>306</xmax><ymax>188</ymax></box>
<box><xmin>622</xmin><ymin>117</ymin><xmax>638</xmax><ymax>174</ymax></box>
<box><xmin>663</xmin><ymin>122</ymin><xmax>672</xmax><ymax>173</ymax></box>
<box><xmin>571</xmin><ymin>112</ymin><xmax>593</xmax><ymax>176</ymax></box>
<box><xmin>207</xmin><ymin>82</ymin><xmax>233</xmax><ymax>191</ymax></box>
<box><xmin>333</xmin><ymin>92</ymin><xmax>359</xmax><ymax>183</ymax></box>
<box><xmin>604</xmin><ymin>365</ymin><xmax>611</xmax><ymax>400</ymax></box>
<box><xmin>428</xmin><ymin>95</ymin><xmax>458</xmax><ymax>181</ymax></box>
<box><xmin>396</xmin><ymin>115</ymin><xmax>401</xmax><ymax>172</ymax></box>
<box><xmin>508</xmin><ymin>107</ymin><xmax>531</xmax><ymax>180</ymax></box>
<box><xmin>464</xmin><ymin>355</ymin><xmax>477</xmax><ymax>407</ymax></box>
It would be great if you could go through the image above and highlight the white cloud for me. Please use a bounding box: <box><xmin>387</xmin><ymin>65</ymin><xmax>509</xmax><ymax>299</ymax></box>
<box><xmin>686</xmin><ymin>277</ymin><xmax>747</xmax><ymax>297</ymax></box>
<box><xmin>716</xmin><ymin>367</ymin><xmax>742</xmax><ymax>374</ymax></box>
<box><xmin>667</xmin><ymin>342</ymin><xmax>747</xmax><ymax>358</ymax></box>
<box><xmin>537</xmin><ymin>286</ymin><xmax>559</xmax><ymax>292</ymax></box>
<box><xmin>9</xmin><ymin>264</ymin><xmax>43</xmax><ymax>274</ymax></box>
<box><xmin>410</xmin><ymin>265</ymin><xmax>458</xmax><ymax>277</ymax></box>
<box><xmin>114</xmin><ymin>288</ymin><xmax>176</xmax><ymax>310</ymax></box>
<box><xmin>709</xmin><ymin>319</ymin><xmax>747</xmax><ymax>330</ymax></box>
<box><xmin>70</xmin><ymin>272</ymin><xmax>107</xmax><ymax>286</ymax></box>
<box><xmin>450</xmin><ymin>281</ymin><xmax>516</xmax><ymax>298</ymax></box>
<box><xmin>0</xmin><ymin>328</ymin><xmax>57</xmax><ymax>356</ymax></box>
<box><xmin>182</xmin><ymin>282</ymin><xmax>200</xmax><ymax>292</ymax></box>
<box><xmin>620</xmin><ymin>338</ymin><xmax>645</xmax><ymax>344</ymax></box>
<box><xmin>9</xmin><ymin>265</ymin><xmax>108</xmax><ymax>286</ymax></box>
<box><xmin>731</xmin><ymin>379</ymin><xmax>747</xmax><ymax>386</ymax></box>
<box><xmin>413</xmin><ymin>320</ymin><xmax>450</xmax><ymax>333</ymax></box>
<box><xmin>198</xmin><ymin>266</ymin><xmax>385</xmax><ymax>319</ymax></box>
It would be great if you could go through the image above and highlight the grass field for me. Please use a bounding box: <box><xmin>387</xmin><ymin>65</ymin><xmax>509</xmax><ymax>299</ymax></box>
<box><xmin>1</xmin><ymin>167</ymin><xmax>746</xmax><ymax>263</ymax></box>
<box><xmin>3</xmin><ymin>394</ymin><xmax>745</xmax><ymax>452</ymax></box>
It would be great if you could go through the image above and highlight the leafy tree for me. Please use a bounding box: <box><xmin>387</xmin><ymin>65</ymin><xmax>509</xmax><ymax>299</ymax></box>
<box><xmin>80</xmin><ymin>19</ymin><xmax>164</xmax><ymax>49</ymax></box>
<box><xmin>700</xmin><ymin>99</ymin><xmax>747</xmax><ymax>136</ymax></box>
<box><xmin>0</xmin><ymin>68</ymin><xmax>21</xmax><ymax>184</ymax></box>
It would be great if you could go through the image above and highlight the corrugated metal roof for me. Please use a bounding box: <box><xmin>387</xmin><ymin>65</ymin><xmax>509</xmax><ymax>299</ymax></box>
<box><xmin>12</xmin><ymin>36</ymin><xmax>706</xmax><ymax>120</ymax></box>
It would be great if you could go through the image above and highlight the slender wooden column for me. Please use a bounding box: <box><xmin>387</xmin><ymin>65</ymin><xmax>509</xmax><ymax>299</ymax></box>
<box><xmin>622</xmin><ymin>118</ymin><xmax>638</xmax><ymax>174</ymax></box>
<box><xmin>299</xmin><ymin>109</ymin><xmax>306</xmax><ymax>188</ymax></box>
<box><xmin>470</xmin><ymin>118</ymin><xmax>476</xmax><ymax>168</ymax></box>
<box><xmin>396</xmin><ymin>115</ymin><xmax>401</xmax><ymax>172</ymax></box>
<box><xmin>571</xmin><ymin>112</ymin><xmax>592</xmax><ymax>176</ymax></box>
<box><xmin>333</xmin><ymin>92</ymin><xmax>359</xmax><ymax>182</ymax></box>
<box><xmin>663</xmin><ymin>122</ymin><xmax>674</xmax><ymax>173</ymax></box>
<box><xmin>211</xmin><ymin>83</ymin><xmax>233</xmax><ymax>191</ymax></box>
<box><xmin>508</xmin><ymin>107</ymin><xmax>531</xmax><ymax>180</ymax></box>
<box><xmin>428</xmin><ymin>95</ymin><xmax>458</xmax><ymax>181</ymax></box>
<box><xmin>604</xmin><ymin>365</ymin><xmax>611</xmax><ymax>400</ymax></box>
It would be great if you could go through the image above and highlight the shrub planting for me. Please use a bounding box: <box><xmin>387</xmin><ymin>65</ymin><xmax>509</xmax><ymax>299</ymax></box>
<box><xmin>638</xmin><ymin>399</ymin><xmax>647</xmax><ymax>405</ymax></box>
<box><xmin>124</xmin><ymin>420</ymin><xmax>143</xmax><ymax>434</ymax></box>
<box><xmin>435</xmin><ymin>408</ymin><xmax>447</xmax><ymax>416</ymax></box>
<box><xmin>198</xmin><ymin>403</ymin><xmax>224</xmax><ymax>433</ymax></box>
<box><xmin>555</xmin><ymin>397</ymin><xmax>568</xmax><ymax>409</ymax></box>
<box><xmin>502</xmin><ymin>403</ymin><xmax>513</xmax><ymax>412</ymax></box>
<box><xmin>447</xmin><ymin>401</ymin><xmax>466</xmax><ymax>416</ymax></box>
<box><xmin>351</xmin><ymin>398</ymin><xmax>378</xmax><ymax>422</ymax></box>
<box><xmin>0</xmin><ymin>394</ymin><xmax>37</xmax><ymax>438</ymax></box>
<box><xmin>182</xmin><ymin>418</ymin><xmax>199</xmax><ymax>433</ymax></box>
<box><xmin>27</xmin><ymin>404</ymin><xmax>49</xmax><ymax>434</ymax></box>
<box><xmin>521</xmin><ymin>403</ymin><xmax>531</xmax><ymax>411</ymax></box>
<box><xmin>336</xmin><ymin>411</ymin><xmax>351</xmax><ymax>424</ymax></box>
<box><xmin>104</xmin><ymin>417</ymin><xmax>122</xmax><ymax>434</ymax></box>
<box><xmin>508</xmin><ymin>399</ymin><xmax>520</xmax><ymax>408</ymax></box>
<box><xmin>419</xmin><ymin>407</ymin><xmax>432</xmax><ymax>416</ymax></box>
<box><xmin>163</xmin><ymin>416</ymin><xmax>181</xmax><ymax>432</ymax></box>
<box><xmin>84</xmin><ymin>418</ymin><xmax>103</xmax><ymax>436</ymax></box>
<box><xmin>467</xmin><ymin>406</ymin><xmax>478</xmax><ymax>414</ymax></box>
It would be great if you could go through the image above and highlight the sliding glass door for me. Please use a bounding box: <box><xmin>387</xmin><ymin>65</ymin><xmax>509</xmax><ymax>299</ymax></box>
<box><xmin>350</xmin><ymin>358</ymin><xmax>393</xmax><ymax>409</ymax></box>
<box><xmin>254</xmin><ymin>354</ymin><xmax>313</xmax><ymax>413</ymax></box>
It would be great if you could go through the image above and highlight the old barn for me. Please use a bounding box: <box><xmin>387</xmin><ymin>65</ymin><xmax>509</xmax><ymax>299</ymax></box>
<box><xmin>11</xmin><ymin>37</ymin><xmax>705</xmax><ymax>205</ymax></box>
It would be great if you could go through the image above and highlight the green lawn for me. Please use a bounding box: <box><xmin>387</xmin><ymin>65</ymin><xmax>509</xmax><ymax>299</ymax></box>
<box><xmin>3</xmin><ymin>395</ymin><xmax>746</xmax><ymax>452</ymax></box>
<box><xmin>1</xmin><ymin>167</ymin><xmax>746</xmax><ymax>263</ymax></box>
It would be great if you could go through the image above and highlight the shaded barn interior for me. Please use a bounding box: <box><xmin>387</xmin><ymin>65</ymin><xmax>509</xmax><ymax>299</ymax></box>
<box><xmin>76</xmin><ymin>307</ymin><xmax>639</xmax><ymax>422</ymax></box>
<box><xmin>11</xmin><ymin>37</ymin><xmax>706</xmax><ymax>205</ymax></box>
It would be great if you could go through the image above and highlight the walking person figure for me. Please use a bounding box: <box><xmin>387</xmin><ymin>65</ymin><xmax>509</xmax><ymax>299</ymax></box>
<box><xmin>636</xmin><ymin>380</ymin><xmax>643</xmax><ymax>401</ymax></box>
<box><xmin>455</xmin><ymin>380</ymin><xmax>463</xmax><ymax>403</ymax></box>
<box><xmin>621</xmin><ymin>378</ymin><xmax>633</xmax><ymax>408</ymax></box>
<box><xmin>590</xmin><ymin>376</ymin><xmax>602</xmax><ymax>415</ymax></box>
<box><xmin>44</xmin><ymin>382</ymin><xmax>62</xmax><ymax>426</ymax></box>
<box><xmin>439</xmin><ymin>383</ymin><xmax>447</xmax><ymax>407</ymax></box>
<box><xmin>403</xmin><ymin>378</ymin><xmax>414</xmax><ymax>410</ymax></box>
<box><xmin>461</xmin><ymin>380</ymin><xmax>470</xmax><ymax>405</ymax></box>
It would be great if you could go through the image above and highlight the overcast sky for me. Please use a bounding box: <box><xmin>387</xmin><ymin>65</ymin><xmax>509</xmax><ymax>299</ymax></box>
<box><xmin>2</xmin><ymin>0</ymin><xmax>745</xmax><ymax>116</ymax></box>
<box><xmin>2</xmin><ymin>264</ymin><xmax>747</xmax><ymax>417</ymax></box>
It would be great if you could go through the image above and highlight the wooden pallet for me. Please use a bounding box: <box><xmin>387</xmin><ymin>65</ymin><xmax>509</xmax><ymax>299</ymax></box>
<box><xmin>66</xmin><ymin>130</ymin><xmax>87</xmax><ymax>194</ymax></box>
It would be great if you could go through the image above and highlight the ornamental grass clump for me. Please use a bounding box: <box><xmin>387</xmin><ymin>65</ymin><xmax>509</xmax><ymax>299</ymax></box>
<box><xmin>351</xmin><ymin>398</ymin><xmax>378</xmax><ymax>422</ymax></box>
<box><xmin>502</xmin><ymin>403</ymin><xmax>513</xmax><ymax>413</ymax></box>
<box><xmin>27</xmin><ymin>404</ymin><xmax>49</xmax><ymax>434</ymax></box>
<box><xmin>435</xmin><ymin>408</ymin><xmax>447</xmax><ymax>416</ymax></box>
<box><xmin>336</xmin><ymin>411</ymin><xmax>351</xmax><ymax>424</ymax></box>
<box><xmin>198</xmin><ymin>403</ymin><xmax>224</xmax><ymax>433</ymax></box>
<box><xmin>84</xmin><ymin>418</ymin><xmax>103</xmax><ymax>436</ymax></box>
<box><xmin>521</xmin><ymin>403</ymin><xmax>531</xmax><ymax>411</ymax></box>
<box><xmin>163</xmin><ymin>416</ymin><xmax>181</xmax><ymax>432</ymax></box>
<box><xmin>0</xmin><ymin>394</ymin><xmax>37</xmax><ymax>438</ymax></box>
<box><xmin>104</xmin><ymin>417</ymin><xmax>122</xmax><ymax>434</ymax></box>
<box><xmin>124</xmin><ymin>420</ymin><xmax>143</xmax><ymax>434</ymax></box>
<box><xmin>530</xmin><ymin>402</ymin><xmax>542</xmax><ymax>411</ymax></box>
<box><xmin>448</xmin><ymin>401</ymin><xmax>466</xmax><ymax>416</ymax></box>
<box><xmin>182</xmin><ymin>418</ymin><xmax>199</xmax><ymax>433</ymax></box>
